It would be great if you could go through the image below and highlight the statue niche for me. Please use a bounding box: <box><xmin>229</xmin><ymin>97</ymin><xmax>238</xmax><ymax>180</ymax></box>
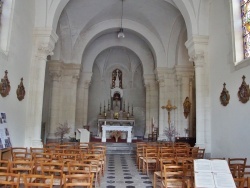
<box><xmin>98</xmin><ymin>68</ymin><xmax>134</xmax><ymax>120</ymax></box>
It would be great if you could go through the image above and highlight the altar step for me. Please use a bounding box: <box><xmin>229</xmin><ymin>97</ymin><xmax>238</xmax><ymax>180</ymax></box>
<box><xmin>105</xmin><ymin>143</ymin><xmax>136</xmax><ymax>155</ymax></box>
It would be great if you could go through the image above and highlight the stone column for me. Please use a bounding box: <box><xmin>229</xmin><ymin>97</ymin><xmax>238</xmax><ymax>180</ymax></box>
<box><xmin>143</xmin><ymin>74</ymin><xmax>157</xmax><ymax>138</ymax></box>
<box><xmin>144</xmin><ymin>83</ymin><xmax>151</xmax><ymax>138</ymax></box>
<box><xmin>47</xmin><ymin>61</ymin><xmax>63</xmax><ymax>139</ymax></box>
<box><xmin>75</xmin><ymin>72</ymin><xmax>92</xmax><ymax>129</ymax></box>
<box><xmin>25</xmin><ymin>29</ymin><xmax>58</xmax><ymax>147</ymax></box>
<box><xmin>157</xmin><ymin>75</ymin><xmax>166</xmax><ymax>140</ymax></box>
<box><xmin>82</xmin><ymin>80</ymin><xmax>91</xmax><ymax>126</ymax></box>
<box><xmin>185</xmin><ymin>36</ymin><xmax>210</xmax><ymax>151</ymax></box>
<box><xmin>61</xmin><ymin>63</ymin><xmax>81</xmax><ymax>136</ymax></box>
<box><xmin>175</xmin><ymin>65</ymin><xmax>194</xmax><ymax>137</ymax></box>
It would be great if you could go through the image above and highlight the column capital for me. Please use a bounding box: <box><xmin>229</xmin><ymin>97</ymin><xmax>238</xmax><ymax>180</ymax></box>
<box><xmin>84</xmin><ymin>80</ymin><xmax>91</xmax><ymax>89</ymax></box>
<box><xmin>34</xmin><ymin>28</ymin><xmax>58</xmax><ymax>61</ymax></box>
<box><xmin>175</xmin><ymin>65</ymin><xmax>195</xmax><ymax>81</ymax></box>
<box><xmin>144</xmin><ymin>74</ymin><xmax>156</xmax><ymax>89</ymax></box>
<box><xmin>48</xmin><ymin>60</ymin><xmax>63</xmax><ymax>81</ymax></box>
<box><xmin>185</xmin><ymin>35</ymin><xmax>208</xmax><ymax>63</ymax></box>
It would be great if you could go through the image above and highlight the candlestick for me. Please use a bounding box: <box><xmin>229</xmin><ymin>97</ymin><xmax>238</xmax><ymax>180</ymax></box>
<box><xmin>132</xmin><ymin>104</ymin><xmax>133</xmax><ymax>116</ymax></box>
<box><xmin>123</xmin><ymin>101</ymin><xmax>125</xmax><ymax>112</ymax></box>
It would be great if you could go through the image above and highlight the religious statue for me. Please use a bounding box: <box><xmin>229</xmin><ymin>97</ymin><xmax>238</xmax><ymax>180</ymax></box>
<box><xmin>183</xmin><ymin>97</ymin><xmax>191</xmax><ymax>118</ymax></box>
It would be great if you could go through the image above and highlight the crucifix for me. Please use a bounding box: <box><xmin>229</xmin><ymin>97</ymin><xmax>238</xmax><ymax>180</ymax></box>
<box><xmin>161</xmin><ymin>100</ymin><xmax>177</xmax><ymax>128</ymax></box>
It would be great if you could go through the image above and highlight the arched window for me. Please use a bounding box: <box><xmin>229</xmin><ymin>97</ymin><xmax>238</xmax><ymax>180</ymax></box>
<box><xmin>231</xmin><ymin>0</ymin><xmax>250</xmax><ymax>68</ymax></box>
<box><xmin>241</xmin><ymin>0</ymin><xmax>250</xmax><ymax>59</ymax></box>
<box><xmin>0</xmin><ymin>0</ymin><xmax>14</xmax><ymax>55</ymax></box>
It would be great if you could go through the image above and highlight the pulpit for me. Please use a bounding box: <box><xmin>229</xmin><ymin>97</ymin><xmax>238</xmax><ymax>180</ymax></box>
<box><xmin>101</xmin><ymin>125</ymin><xmax>133</xmax><ymax>143</ymax></box>
<box><xmin>76</xmin><ymin>128</ymin><xmax>90</xmax><ymax>143</ymax></box>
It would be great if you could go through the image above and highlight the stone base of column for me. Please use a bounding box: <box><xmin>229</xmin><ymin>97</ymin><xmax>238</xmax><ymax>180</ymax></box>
<box><xmin>195</xmin><ymin>142</ymin><xmax>206</xmax><ymax>148</ymax></box>
<box><xmin>157</xmin><ymin>134</ymin><xmax>167</xmax><ymax>141</ymax></box>
<box><xmin>31</xmin><ymin>139</ymin><xmax>43</xmax><ymax>148</ymax></box>
<box><xmin>47</xmin><ymin>133</ymin><xmax>57</xmax><ymax>139</ymax></box>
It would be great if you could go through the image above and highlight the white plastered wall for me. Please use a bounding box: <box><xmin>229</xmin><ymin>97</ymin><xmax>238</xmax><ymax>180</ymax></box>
<box><xmin>0</xmin><ymin>0</ymin><xmax>35</xmax><ymax>146</ymax></box>
<box><xmin>209</xmin><ymin>0</ymin><xmax>250</xmax><ymax>160</ymax></box>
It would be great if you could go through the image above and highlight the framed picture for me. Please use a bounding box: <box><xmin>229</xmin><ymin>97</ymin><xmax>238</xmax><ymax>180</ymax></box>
<box><xmin>238</xmin><ymin>76</ymin><xmax>250</xmax><ymax>103</ymax></box>
<box><xmin>220</xmin><ymin>83</ymin><xmax>230</xmax><ymax>106</ymax></box>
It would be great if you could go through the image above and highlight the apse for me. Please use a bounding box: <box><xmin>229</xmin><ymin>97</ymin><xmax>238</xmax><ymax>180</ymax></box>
<box><xmin>87</xmin><ymin>47</ymin><xmax>146</xmax><ymax>137</ymax></box>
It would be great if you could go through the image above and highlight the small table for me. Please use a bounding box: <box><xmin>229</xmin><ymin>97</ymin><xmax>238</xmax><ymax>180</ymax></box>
<box><xmin>102</xmin><ymin>125</ymin><xmax>133</xmax><ymax>143</ymax></box>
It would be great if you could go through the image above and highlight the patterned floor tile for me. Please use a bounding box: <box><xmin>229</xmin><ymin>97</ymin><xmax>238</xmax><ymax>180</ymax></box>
<box><xmin>96</xmin><ymin>154</ymin><xmax>153</xmax><ymax>188</ymax></box>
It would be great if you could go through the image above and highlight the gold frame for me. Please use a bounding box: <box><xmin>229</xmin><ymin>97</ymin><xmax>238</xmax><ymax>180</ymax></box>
<box><xmin>0</xmin><ymin>70</ymin><xmax>11</xmax><ymax>97</ymax></box>
<box><xmin>238</xmin><ymin>75</ymin><xmax>250</xmax><ymax>103</ymax></box>
<box><xmin>220</xmin><ymin>83</ymin><xmax>230</xmax><ymax>106</ymax></box>
<box><xmin>16</xmin><ymin>78</ymin><xmax>25</xmax><ymax>101</ymax></box>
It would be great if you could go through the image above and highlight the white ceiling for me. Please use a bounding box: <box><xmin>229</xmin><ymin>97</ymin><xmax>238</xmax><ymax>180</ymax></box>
<box><xmin>55</xmin><ymin>0</ymin><xmax>187</xmax><ymax>67</ymax></box>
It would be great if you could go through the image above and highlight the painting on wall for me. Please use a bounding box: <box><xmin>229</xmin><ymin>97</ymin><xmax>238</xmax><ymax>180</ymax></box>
<box><xmin>0</xmin><ymin>112</ymin><xmax>12</xmax><ymax>149</ymax></box>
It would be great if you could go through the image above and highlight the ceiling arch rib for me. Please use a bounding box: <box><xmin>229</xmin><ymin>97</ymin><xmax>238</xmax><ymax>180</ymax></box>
<box><xmin>81</xmin><ymin>32</ymin><xmax>154</xmax><ymax>76</ymax></box>
<box><xmin>72</xmin><ymin>19</ymin><xmax>166</xmax><ymax>68</ymax></box>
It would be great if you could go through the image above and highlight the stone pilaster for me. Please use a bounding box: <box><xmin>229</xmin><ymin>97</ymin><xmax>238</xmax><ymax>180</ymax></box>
<box><xmin>185</xmin><ymin>35</ymin><xmax>210</xmax><ymax>151</ymax></box>
<box><xmin>25</xmin><ymin>28</ymin><xmax>58</xmax><ymax>147</ymax></box>
<box><xmin>156</xmin><ymin>68</ymin><xmax>177</xmax><ymax>141</ymax></box>
<box><xmin>75</xmin><ymin>72</ymin><xmax>92</xmax><ymax>129</ymax></box>
<box><xmin>61</xmin><ymin>63</ymin><xmax>81</xmax><ymax>137</ymax></box>
<box><xmin>47</xmin><ymin>61</ymin><xmax>63</xmax><ymax>139</ymax></box>
<box><xmin>175</xmin><ymin>65</ymin><xmax>194</xmax><ymax>137</ymax></box>
<box><xmin>82</xmin><ymin>80</ymin><xmax>91</xmax><ymax>126</ymax></box>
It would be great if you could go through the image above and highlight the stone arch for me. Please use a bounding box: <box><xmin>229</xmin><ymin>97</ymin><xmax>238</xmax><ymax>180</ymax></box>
<box><xmin>81</xmin><ymin>33</ymin><xmax>154</xmax><ymax>76</ymax></box>
<box><xmin>72</xmin><ymin>19</ymin><xmax>165</xmax><ymax>67</ymax></box>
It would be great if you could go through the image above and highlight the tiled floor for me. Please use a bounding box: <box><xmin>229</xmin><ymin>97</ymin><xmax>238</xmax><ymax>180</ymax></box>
<box><xmin>98</xmin><ymin>154</ymin><xmax>153</xmax><ymax>188</ymax></box>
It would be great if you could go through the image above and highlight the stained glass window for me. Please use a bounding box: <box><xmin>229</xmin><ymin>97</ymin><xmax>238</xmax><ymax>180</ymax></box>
<box><xmin>241</xmin><ymin>0</ymin><xmax>250</xmax><ymax>58</ymax></box>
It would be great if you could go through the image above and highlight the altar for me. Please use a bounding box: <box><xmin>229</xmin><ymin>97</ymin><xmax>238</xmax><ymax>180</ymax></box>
<box><xmin>101</xmin><ymin>125</ymin><xmax>133</xmax><ymax>143</ymax></box>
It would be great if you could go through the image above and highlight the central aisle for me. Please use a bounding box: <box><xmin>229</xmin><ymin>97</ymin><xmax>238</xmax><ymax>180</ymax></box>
<box><xmin>99</xmin><ymin>154</ymin><xmax>153</xmax><ymax>188</ymax></box>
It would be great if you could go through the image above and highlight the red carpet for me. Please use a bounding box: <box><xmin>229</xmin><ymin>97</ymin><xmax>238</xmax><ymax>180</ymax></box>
<box><xmin>90</xmin><ymin>137</ymin><xmax>142</xmax><ymax>143</ymax></box>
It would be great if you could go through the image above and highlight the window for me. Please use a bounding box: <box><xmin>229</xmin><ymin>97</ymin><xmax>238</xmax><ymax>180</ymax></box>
<box><xmin>0</xmin><ymin>0</ymin><xmax>14</xmax><ymax>56</ymax></box>
<box><xmin>241</xmin><ymin>0</ymin><xmax>250</xmax><ymax>59</ymax></box>
<box><xmin>231</xmin><ymin>0</ymin><xmax>250</xmax><ymax>68</ymax></box>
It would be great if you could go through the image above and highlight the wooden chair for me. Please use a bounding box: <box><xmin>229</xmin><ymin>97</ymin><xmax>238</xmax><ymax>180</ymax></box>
<box><xmin>234</xmin><ymin>177</ymin><xmax>245</xmax><ymax>188</ymax></box>
<box><xmin>41</xmin><ymin>161</ymin><xmax>65</xmax><ymax>187</ymax></box>
<box><xmin>0</xmin><ymin>172</ymin><xmax>21</xmax><ymax>188</ymax></box>
<box><xmin>142</xmin><ymin>147</ymin><xmax>158</xmax><ymax>175</ymax></box>
<box><xmin>190</xmin><ymin>147</ymin><xmax>199</xmax><ymax>158</ymax></box>
<box><xmin>175</xmin><ymin>147</ymin><xmax>189</xmax><ymax>158</ymax></box>
<box><xmin>88</xmin><ymin>148</ymin><xmax>106</xmax><ymax>176</ymax></box>
<box><xmin>12</xmin><ymin>151</ymin><xmax>31</xmax><ymax>161</ymax></box>
<box><xmin>30</xmin><ymin>147</ymin><xmax>46</xmax><ymax>154</ymax></box>
<box><xmin>23</xmin><ymin>174</ymin><xmax>54</xmax><ymax>188</ymax></box>
<box><xmin>136</xmin><ymin>142</ymin><xmax>147</xmax><ymax>168</ymax></box>
<box><xmin>33</xmin><ymin>153</ymin><xmax>52</xmax><ymax>174</ymax></box>
<box><xmin>153</xmin><ymin>157</ymin><xmax>176</xmax><ymax>188</ymax></box>
<box><xmin>67</xmin><ymin>161</ymin><xmax>93</xmax><ymax>175</ymax></box>
<box><xmin>197</xmin><ymin>148</ymin><xmax>205</xmax><ymax>159</ymax></box>
<box><xmin>161</xmin><ymin>164</ymin><xmax>188</xmax><ymax>188</ymax></box>
<box><xmin>0</xmin><ymin>160</ymin><xmax>10</xmax><ymax>173</ymax></box>
<box><xmin>11</xmin><ymin>147</ymin><xmax>27</xmax><ymax>155</ymax></box>
<box><xmin>10</xmin><ymin>160</ymin><xmax>34</xmax><ymax>183</ymax></box>
<box><xmin>228</xmin><ymin>158</ymin><xmax>247</xmax><ymax>178</ymax></box>
<box><xmin>43</xmin><ymin>143</ymin><xmax>58</xmax><ymax>150</ymax></box>
<box><xmin>63</xmin><ymin>173</ymin><xmax>94</xmax><ymax>188</ymax></box>
<box><xmin>82</xmin><ymin>158</ymin><xmax>102</xmax><ymax>186</ymax></box>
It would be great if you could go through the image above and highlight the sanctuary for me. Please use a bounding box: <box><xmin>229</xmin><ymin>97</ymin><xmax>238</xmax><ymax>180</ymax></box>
<box><xmin>97</xmin><ymin>69</ymin><xmax>136</xmax><ymax>142</ymax></box>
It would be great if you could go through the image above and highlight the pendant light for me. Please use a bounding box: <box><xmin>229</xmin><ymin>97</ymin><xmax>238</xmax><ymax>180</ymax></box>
<box><xmin>118</xmin><ymin>0</ymin><xmax>125</xmax><ymax>38</ymax></box>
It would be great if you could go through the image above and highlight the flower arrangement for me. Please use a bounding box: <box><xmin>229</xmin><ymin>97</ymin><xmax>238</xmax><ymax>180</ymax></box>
<box><xmin>164</xmin><ymin>125</ymin><xmax>178</xmax><ymax>142</ymax></box>
<box><xmin>110</xmin><ymin>131</ymin><xmax>122</xmax><ymax>142</ymax></box>
<box><xmin>55</xmin><ymin>121</ymin><xmax>71</xmax><ymax>144</ymax></box>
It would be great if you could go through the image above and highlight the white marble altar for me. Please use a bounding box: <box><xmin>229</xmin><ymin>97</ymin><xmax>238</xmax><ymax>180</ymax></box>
<box><xmin>98</xmin><ymin>119</ymin><xmax>135</xmax><ymax>137</ymax></box>
<box><xmin>101</xmin><ymin>125</ymin><xmax>133</xmax><ymax>143</ymax></box>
